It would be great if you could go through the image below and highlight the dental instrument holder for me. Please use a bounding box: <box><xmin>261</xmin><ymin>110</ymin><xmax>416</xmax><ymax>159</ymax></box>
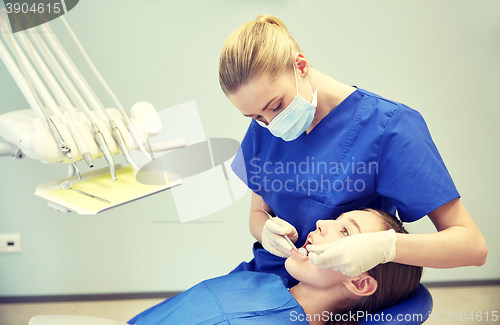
<box><xmin>0</xmin><ymin>10</ymin><xmax>82</xmax><ymax>179</ymax></box>
<box><xmin>57</xmin><ymin>15</ymin><xmax>154</xmax><ymax>163</ymax></box>
<box><xmin>0</xmin><ymin>9</ymin><xmax>187</xmax><ymax>212</ymax></box>
<box><xmin>35</xmin><ymin>164</ymin><xmax>183</xmax><ymax>215</ymax></box>
<box><xmin>0</xmin><ymin>10</ymin><xmax>156</xmax><ymax>171</ymax></box>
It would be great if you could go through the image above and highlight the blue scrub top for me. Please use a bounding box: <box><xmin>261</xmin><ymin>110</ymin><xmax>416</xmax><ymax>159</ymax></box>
<box><xmin>128</xmin><ymin>272</ymin><xmax>307</xmax><ymax>325</ymax></box>
<box><xmin>231</xmin><ymin>88</ymin><xmax>460</xmax><ymax>285</ymax></box>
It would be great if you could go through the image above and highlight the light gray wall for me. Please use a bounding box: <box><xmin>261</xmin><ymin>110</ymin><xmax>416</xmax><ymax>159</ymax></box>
<box><xmin>0</xmin><ymin>0</ymin><xmax>499</xmax><ymax>297</ymax></box>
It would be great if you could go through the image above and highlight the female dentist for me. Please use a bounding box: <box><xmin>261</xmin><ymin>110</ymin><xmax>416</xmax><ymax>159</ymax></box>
<box><xmin>220</xmin><ymin>15</ymin><xmax>487</xmax><ymax>286</ymax></box>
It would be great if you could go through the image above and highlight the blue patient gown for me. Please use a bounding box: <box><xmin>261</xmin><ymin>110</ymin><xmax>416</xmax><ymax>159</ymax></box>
<box><xmin>231</xmin><ymin>88</ymin><xmax>460</xmax><ymax>286</ymax></box>
<box><xmin>127</xmin><ymin>271</ymin><xmax>307</xmax><ymax>325</ymax></box>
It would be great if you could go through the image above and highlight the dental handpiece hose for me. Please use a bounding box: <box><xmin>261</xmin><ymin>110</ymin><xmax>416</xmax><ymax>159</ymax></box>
<box><xmin>59</xmin><ymin>16</ymin><xmax>154</xmax><ymax>162</ymax></box>
<box><xmin>0</xmin><ymin>12</ymin><xmax>82</xmax><ymax>179</ymax></box>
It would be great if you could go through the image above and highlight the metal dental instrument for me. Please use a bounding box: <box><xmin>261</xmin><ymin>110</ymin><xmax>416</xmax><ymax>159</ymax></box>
<box><xmin>56</xmin><ymin>17</ymin><xmax>147</xmax><ymax>169</ymax></box>
<box><xmin>92</xmin><ymin>123</ymin><xmax>117</xmax><ymax>181</ymax></box>
<box><xmin>262</xmin><ymin>203</ymin><xmax>298</xmax><ymax>251</ymax></box>
<box><xmin>14</xmin><ymin>24</ymin><xmax>94</xmax><ymax>169</ymax></box>
<box><xmin>46</xmin><ymin>118</ymin><xmax>82</xmax><ymax>180</ymax></box>
<box><xmin>62</xmin><ymin>58</ymin><xmax>139</xmax><ymax>173</ymax></box>
<box><xmin>59</xmin><ymin>16</ymin><xmax>154</xmax><ymax>162</ymax></box>
<box><xmin>27</xmin><ymin>25</ymin><xmax>98</xmax><ymax>169</ymax></box>
<box><xmin>61</xmin><ymin>181</ymin><xmax>110</xmax><ymax>204</ymax></box>
<box><xmin>15</xmin><ymin>14</ymin><xmax>94</xmax><ymax>168</ymax></box>
<box><xmin>42</xmin><ymin>19</ymin><xmax>147</xmax><ymax>174</ymax></box>
<box><xmin>39</xmin><ymin>22</ymin><xmax>117</xmax><ymax>181</ymax></box>
<box><xmin>40</xmin><ymin>20</ymin><xmax>136</xmax><ymax>173</ymax></box>
<box><xmin>109</xmin><ymin>119</ymin><xmax>139</xmax><ymax>171</ymax></box>
<box><xmin>0</xmin><ymin>12</ymin><xmax>82</xmax><ymax>180</ymax></box>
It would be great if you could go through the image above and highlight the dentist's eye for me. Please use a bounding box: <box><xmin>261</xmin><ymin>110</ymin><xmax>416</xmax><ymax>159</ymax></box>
<box><xmin>270</xmin><ymin>103</ymin><xmax>282</xmax><ymax>112</ymax></box>
<box><xmin>341</xmin><ymin>227</ymin><xmax>349</xmax><ymax>237</ymax></box>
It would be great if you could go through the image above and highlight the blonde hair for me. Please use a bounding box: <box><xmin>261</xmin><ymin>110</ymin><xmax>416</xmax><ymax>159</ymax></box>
<box><xmin>219</xmin><ymin>14</ymin><xmax>301</xmax><ymax>94</ymax></box>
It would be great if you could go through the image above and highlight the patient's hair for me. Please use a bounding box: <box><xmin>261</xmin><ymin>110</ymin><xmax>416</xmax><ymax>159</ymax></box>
<box><xmin>219</xmin><ymin>14</ymin><xmax>300</xmax><ymax>94</ymax></box>
<box><xmin>330</xmin><ymin>209</ymin><xmax>423</xmax><ymax>325</ymax></box>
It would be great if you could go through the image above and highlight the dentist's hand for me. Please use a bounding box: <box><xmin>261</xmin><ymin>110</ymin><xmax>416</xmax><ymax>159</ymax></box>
<box><xmin>261</xmin><ymin>217</ymin><xmax>299</xmax><ymax>258</ymax></box>
<box><xmin>307</xmin><ymin>229</ymin><xmax>397</xmax><ymax>276</ymax></box>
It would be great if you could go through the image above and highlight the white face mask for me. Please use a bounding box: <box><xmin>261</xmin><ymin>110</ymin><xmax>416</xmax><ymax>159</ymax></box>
<box><xmin>256</xmin><ymin>67</ymin><xmax>317</xmax><ymax>141</ymax></box>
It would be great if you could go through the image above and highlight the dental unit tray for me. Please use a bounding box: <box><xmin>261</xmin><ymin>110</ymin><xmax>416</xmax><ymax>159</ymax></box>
<box><xmin>35</xmin><ymin>165</ymin><xmax>182</xmax><ymax>215</ymax></box>
<box><xmin>0</xmin><ymin>9</ymin><xmax>186</xmax><ymax>212</ymax></box>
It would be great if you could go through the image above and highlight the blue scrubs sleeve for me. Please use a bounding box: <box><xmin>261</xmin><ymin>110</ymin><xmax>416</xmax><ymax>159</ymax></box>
<box><xmin>376</xmin><ymin>104</ymin><xmax>460</xmax><ymax>221</ymax></box>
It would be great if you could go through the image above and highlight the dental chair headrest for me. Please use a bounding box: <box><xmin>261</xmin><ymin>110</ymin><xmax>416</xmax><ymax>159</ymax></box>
<box><xmin>361</xmin><ymin>283</ymin><xmax>433</xmax><ymax>325</ymax></box>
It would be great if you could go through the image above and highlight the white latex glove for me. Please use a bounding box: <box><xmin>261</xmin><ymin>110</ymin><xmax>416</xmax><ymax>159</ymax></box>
<box><xmin>261</xmin><ymin>217</ymin><xmax>299</xmax><ymax>258</ymax></box>
<box><xmin>307</xmin><ymin>229</ymin><xmax>397</xmax><ymax>276</ymax></box>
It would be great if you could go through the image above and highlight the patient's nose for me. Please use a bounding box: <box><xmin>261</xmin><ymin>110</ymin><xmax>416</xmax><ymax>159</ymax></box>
<box><xmin>316</xmin><ymin>219</ymin><xmax>329</xmax><ymax>235</ymax></box>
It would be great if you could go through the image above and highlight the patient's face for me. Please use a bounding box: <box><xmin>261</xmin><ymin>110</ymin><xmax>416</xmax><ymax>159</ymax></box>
<box><xmin>285</xmin><ymin>210</ymin><xmax>385</xmax><ymax>288</ymax></box>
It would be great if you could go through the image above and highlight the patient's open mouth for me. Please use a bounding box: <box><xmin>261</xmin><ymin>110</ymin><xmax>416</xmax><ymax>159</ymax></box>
<box><xmin>297</xmin><ymin>236</ymin><xmax>312</xmax><ymax>257</ymax></box>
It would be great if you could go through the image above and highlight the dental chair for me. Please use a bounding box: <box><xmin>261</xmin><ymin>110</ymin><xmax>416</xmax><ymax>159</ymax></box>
<box><xmin>29</xmin><ymin>283</ymin><xmax>432</xmax><ymax>325</ymax></box>
<box><xmin>361</xmin><ymin>283</ymin><xmax>433</xmax><ymax>325</ymax></box>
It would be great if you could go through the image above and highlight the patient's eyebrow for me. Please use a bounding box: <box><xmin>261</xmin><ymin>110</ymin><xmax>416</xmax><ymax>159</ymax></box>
<box><xmin>349</xmin><ymin>218</ymin><xmax>361</xmax><ymax>234</ymax></box>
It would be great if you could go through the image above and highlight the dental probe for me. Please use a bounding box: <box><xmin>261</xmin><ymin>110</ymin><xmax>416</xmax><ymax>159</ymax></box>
<box><xmin>261</xmin><ymin>204</ymin><xmax>308</xmax><ymax>256</ymax></box>
<box><xmin>61</xmin><ymin>181</ymin><xmax>110</xmax><ymax>204</ymax></box>
<box><xmin>261</xmin><ymin>204</ymin><xmax>298</xmax><ymax>251</ymax></box>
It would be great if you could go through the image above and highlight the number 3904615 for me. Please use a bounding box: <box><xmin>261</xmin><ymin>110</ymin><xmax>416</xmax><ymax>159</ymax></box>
<box><xmin>5</xmin><ymin>2</ymin><xmax>61</xmax><ymax>14</ymax></box>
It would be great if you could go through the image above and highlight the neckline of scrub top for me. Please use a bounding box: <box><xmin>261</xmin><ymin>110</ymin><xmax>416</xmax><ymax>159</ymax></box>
<box><xmin>303</xmin><ymin>86</ymin><xmax>360</xmax><ymax>139</ymax></box>
<box><xmin>259</xmin><ymin>86</ymin><xmax>362</xmax><ymax>167</ymax></box>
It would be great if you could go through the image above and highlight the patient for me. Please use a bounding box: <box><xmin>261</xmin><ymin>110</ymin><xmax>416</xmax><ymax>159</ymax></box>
<box><xmin>128</xmin><ymin>209</ymin><xmax>422</xmax><ymax>325</ymax></box>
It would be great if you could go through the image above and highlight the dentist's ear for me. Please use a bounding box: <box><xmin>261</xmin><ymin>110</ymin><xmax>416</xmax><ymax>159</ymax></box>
<box><xmin>342</xmin><ymin>274</ymin><xmax>378</xmax><ymax>297</ymax></box>
<box><xmin>294</xmin><ymin>52</ymin><xmax>310</xmax><ymax>76</ymax></box>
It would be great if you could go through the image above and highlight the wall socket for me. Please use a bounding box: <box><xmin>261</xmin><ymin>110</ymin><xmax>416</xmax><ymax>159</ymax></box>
<box><xmin>0</xmin><ymin>234</ymin><xmax>22</xmax><ymax>253</ymax></box>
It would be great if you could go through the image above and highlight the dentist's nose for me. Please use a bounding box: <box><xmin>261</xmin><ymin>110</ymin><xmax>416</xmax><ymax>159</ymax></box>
<box><xmin>261</xmin><ymin>112</ymin><xmax>276</xmax><ymax>125</ymax></box>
